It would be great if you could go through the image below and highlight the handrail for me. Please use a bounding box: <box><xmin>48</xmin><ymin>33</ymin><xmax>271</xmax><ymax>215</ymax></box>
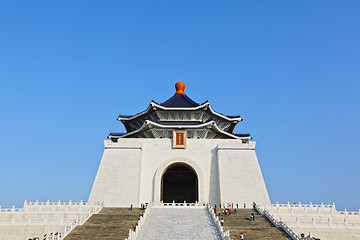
<box><xmin>125</xmin><ymin>204</ymin><xmax>152</xmax><ymax>240</ymax></box>
<box><xmin>0</xmin><ymin>206</ymin><xmax>22</xmax><ymax>212</ymax></box>
<box><xmin>268</xmin><ymin>202</ymin><xmax>335</xmax><ymax>209</ymax></box>
<box><xmin>206</xmin><ymin>204</ymin><xmax>232</xmax><ymax>240</ymax></box>
<box><xmin>256</xmin><ymin>205</ymin><xmax>314</xmax><ymax>240</ymax></box>
<box><xmin>58</xmin><ymin>201</ymin><xmax>104</xmax><ymax>240</ymax></box>
<box><xmin>24</xmin><ymin>200</ymin><xmax>89</xmax><ymax>207</ymax></box>
<box><xmin>14</xmin><ymin>201</ymin><xmax>104</xmax><ymax>240</ymax></box>
<box><xmin>0</xmin><ymin>200</ymin><xmax>94</xmax><ymax>212</ymax></box>
<box><xmin>125</xmin><ymin>203</ymin><xmax>228</xmax><ymax>240</ymax></box>
<box><xmin>267</xmin><ymin>202</ymin><xmax>360</xmax><ymax>216</ymax></box>
<box><xmin>263</xmin><ymin>202</ymin><xmax>360</xmax><ymax>230</ymax></box>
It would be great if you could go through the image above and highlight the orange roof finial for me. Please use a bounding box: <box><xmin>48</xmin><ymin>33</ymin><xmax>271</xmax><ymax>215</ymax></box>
<box><xmin>175</xmin><ymin>82</ymin><xmax>185</xmax><ymax>95</ymax></box>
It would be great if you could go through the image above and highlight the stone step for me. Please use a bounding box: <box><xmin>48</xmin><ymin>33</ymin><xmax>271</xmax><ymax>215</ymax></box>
<box><xmin>216</xmin><ymin>208</ymin><xmax>291</xmax><ymax>240</ymax></box>
<box><xmin>136</xmin><ymin>207</ymin><xmax>222</xmax><ymax>240</ymax></box>
<box><xmin>64</xmin><ymin>207</ymin><xmax>144</xmax><ymax>240</ymax></box>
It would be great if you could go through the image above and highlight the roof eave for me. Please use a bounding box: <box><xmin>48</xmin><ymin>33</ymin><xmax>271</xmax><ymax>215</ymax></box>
<box><xmin>117</xmin><ymin>101</ymin><xmax>211</xmax><ymax>122</ymax></box>
<box><xmin>117</xmin><ymin>101</ymin><xmax>242</xmax><ymax>123</ymax></box>
<box><xmin>119</xmin><ymin>120</ymin><xmax>243</xmax><ymax>139</ymax></box>
<box><xmin>117</xmin><ymin>102</ymin><xmax>155</xmax><ymax>121</ymax></box>
<box><xmin>206</xmin><ymin>104</ymin><xmax>242</xmax><ymax>122</ymax></box>
<box><xmin>115</xmin><ymin>121</ymin><xmax>151</xmax><ymax>138</ymax></box>
<box><xmin>153</xmin><ymin>102</ymin><xmax>242</xmax><ymax>122</ymax></box>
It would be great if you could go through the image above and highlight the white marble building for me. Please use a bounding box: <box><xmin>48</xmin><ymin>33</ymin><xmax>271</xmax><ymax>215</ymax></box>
<box><xmin>88</xmin><ymin>82</ymin><xmax>271</xmax><ymax>208</ymax></box>
<box><xmin>1</xmin><ymin>82</ymin><xmax>358</xmax><ymax>240</ymax></box>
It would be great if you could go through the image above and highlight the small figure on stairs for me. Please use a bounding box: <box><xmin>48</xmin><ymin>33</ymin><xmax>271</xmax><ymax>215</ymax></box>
<box><xmin>240</xmin><ymin>233</ymin><xmax>244</xmax><ymax>239</ymax></box>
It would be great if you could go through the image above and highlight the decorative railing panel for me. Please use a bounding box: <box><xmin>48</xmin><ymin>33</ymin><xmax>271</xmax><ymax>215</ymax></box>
<box><xmin>0</xmin><ymin>201</ymin><xmax>104</xmax><ymax>240</ymax></box>
<box><xmin>256</xmin><ymin>206</ymin><xmax>314</xmax><ymax>240</ymax></box>
<box><xmin>125</xmin><ymin>204</ymin><xmax>152</xmax><ymax>240</ymax></box>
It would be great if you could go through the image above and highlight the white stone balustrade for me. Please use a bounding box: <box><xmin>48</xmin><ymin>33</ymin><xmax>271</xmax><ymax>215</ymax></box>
<box><xmin>264</xmin><ymin>202</ymin><xmax>360</xmax><ymax>229</ymax></box>
<box><xmin>125</xmin><ymin>203</ymin><xmax>152</xmax><ymax>240</ymax></box>
<box><xmin>155</xmin><ymin>201</ymin><xmax>230</xmax><ymax>239</ymax></box>
<box><xmin>206</xmin><ymin>204</ymin><xmax>231</xmax><ymax>240</ymax></box>
<box><xmin>126</xmin><ymin>203</ymin><xmax>227</xmax><ymax>240</ymax></box>
<box><xmin>158</xmin><ymin>200</ymin><xmax>203</xmax><ymax>207</ymax></box>
<box><xmin>256</xmin><ymin>205</ymin><xmax>313</xmax><ymax>240</ymax></box>
<box><xmin>0</xmin><ymin>200</ymin><xmax>103</xmax><ymax>240</ymax></box>
<box><xmin>261</xmin><ymin>202</ymin><xmax>360</xmax><ymax>240</ymax></box>
<box><xmin>60</xmin><ymin>201</ymin><xmax>103</xmax><ymax>239</ymax></box>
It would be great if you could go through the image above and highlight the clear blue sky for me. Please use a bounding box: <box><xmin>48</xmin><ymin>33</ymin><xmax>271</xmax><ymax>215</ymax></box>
<box><xmin>0</xmin><ymin>1</ymin><xmax>359</xmax><ymax>210</ymax></box>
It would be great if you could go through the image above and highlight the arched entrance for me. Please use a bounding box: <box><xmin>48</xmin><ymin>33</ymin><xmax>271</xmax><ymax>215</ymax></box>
<box><xmin>161</xmin><ymin>163</ymin><xmax>198</xmax><ymax>203</ymax></box>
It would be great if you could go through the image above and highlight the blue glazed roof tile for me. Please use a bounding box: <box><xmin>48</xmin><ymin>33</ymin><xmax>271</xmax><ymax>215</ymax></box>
<box><xmin>160</xmin><ymin>94</ymin><xmax>199</xmax><ymax>108</ymax></box>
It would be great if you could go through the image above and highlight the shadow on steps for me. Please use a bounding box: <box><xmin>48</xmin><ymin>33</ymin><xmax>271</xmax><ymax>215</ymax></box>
<box><xmin>64</xmin><ymin>208</ymin><xmax>144</xmax><ymax>240</ymax></box>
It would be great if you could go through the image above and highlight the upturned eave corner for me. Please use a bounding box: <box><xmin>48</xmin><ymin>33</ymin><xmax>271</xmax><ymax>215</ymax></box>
<box><xmin>117</xmin><ymin>103</ymin><xmax>154</xmax><ymax>121</ymax></box>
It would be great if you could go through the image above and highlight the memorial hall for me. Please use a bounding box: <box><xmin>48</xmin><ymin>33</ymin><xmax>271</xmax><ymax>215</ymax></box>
<box><xmin>88</xmin><ymin>81</ymin><xmax>270</xmax><ymax>208</ymax></box>
<box><xmin>0</xmin><ymin>82</ymin><xmax>359</xmax><ymax>240</ymax></box>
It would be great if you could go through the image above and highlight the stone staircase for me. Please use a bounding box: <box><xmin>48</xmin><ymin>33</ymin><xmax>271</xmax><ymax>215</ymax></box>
<box><xmin>64</xmin><ymin>207</ymin><xmax>291</xmax><ymax>240</ymax></box>
<box><xmin>218</xmin><ymin>208</ymin><xmax>291</xmax><ymax>240</ymax></box>
<box><xmin>64</xmin><ymin>208</ymin><xmax>144</xmax><ymax>240</ymax></box>
<box><xmin>137</xmin><ymin>207</ymin><xmax>222</xmax><ymax>240</ymax></box>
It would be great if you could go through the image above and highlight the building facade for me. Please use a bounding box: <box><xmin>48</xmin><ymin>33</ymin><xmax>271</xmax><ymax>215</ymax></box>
<box><xmin>88</xmin><ymin>82</ymin><xmax>270</xmax><ymax>207</ymax></box>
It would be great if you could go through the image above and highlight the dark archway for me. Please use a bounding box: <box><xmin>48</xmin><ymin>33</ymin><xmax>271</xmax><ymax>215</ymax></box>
<box><xmin>161</xmin><ymin>163</ymin><xmax>198</xmax><ymax>203</ymax></box>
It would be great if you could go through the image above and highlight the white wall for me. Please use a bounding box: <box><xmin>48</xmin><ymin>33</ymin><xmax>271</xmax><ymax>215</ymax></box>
<box><xmin>88</xmin><ymin>144</ymin><xmax>142</xmax><ymax>207</ymax></box>
<box><xmin>218</xmin><ymin>143</ymin><xmax>271</xmax><ymax>207</ymax></box>
<box><xmin>88</xmin><ymin>138</ymin><xmax>271</xmax><ymax>208</ymax></box>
